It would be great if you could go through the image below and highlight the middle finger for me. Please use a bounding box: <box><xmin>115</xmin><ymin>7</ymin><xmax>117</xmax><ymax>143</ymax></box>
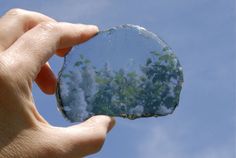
<box><xmin>0</xmin><ymin>8</ymin><xmax>55</xmax><ymax>52</ymax></box>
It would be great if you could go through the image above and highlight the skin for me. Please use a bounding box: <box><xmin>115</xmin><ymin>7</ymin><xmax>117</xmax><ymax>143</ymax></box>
<box><xmin>0</xmin><ymin>8</ymin><xmax>115</xmax><ymax>158</ymax></box>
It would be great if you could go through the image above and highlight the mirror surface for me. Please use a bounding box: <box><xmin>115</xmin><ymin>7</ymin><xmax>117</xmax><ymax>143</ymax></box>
<box><xmin>56</xmin><ymin>24</ymin><xmax>184</xmax><ymax>122</ymax></box>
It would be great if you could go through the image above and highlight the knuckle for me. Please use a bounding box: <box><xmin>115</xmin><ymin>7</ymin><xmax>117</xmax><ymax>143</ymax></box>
<box><xmin>0</xmin><ymin>57</ymin><xmax>12</xmax><ymax>79</ymax></box>
<box><xmin>40</xmin><ymin>144</ymin><xmax>59</xmax><ymax>158</ymax></box>
<box><xmin>37</xmin><ymin>21</ymin><xmax>58</xmax><ymax>33</ymax></box>
<box><xmin>0</xmin><ymin>61</ymin><xmax>16</xmax><ymax>95</ymax></box>
<box><xmin>0</xmin><ymin>55</ymin><xmax>29</xmax><ymax>89</ymax></box>
<box><xmin>0</xmin><ymin>55</ymin><xmax>32</xmax><ymax>102</ymax></box>
<box><xmin>6</xmin><ymin>8</ymin><xmax>26</xmax><ymax>17</ymax></box>
<box><xmin>5</xmin><ymin>8</ymin><xmax>32</xmax><ymax>25</ymax></box>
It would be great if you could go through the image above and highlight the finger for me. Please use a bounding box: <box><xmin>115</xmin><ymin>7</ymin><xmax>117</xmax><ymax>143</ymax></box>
<box><xmin>5</xmin><ymin>22</ymin><xmax>99</xmax><ymax>80</ymax></box>
<box><xmin>35</xmin><ymin>47</ymin><xmax>71</xmax><ymax>94</ymax></box>
<box><xmin>35</xmin><ymin>62</ymin><xmax>57</xmax><ymax>94</ymax></box>
<box><xmin>0</xmin><ymin>8</ymin><xmax>56</xmax><ymax>52</ymax></box>
<box><xmin>61</xmin><ymin>116</ymin><xmax>115</xmax><ymax>157</ymax></box>
<box><xmin>56</xmin><ymin>47</ymin><xmax>72</xmax><ymax>57</ymax></box>
<box><xmin>78</xmin><ymin>115</ymin><xmax>116</xmax><ymax>133</ymax></box>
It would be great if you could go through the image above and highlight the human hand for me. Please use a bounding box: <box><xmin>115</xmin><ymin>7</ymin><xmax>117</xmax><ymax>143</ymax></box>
<box><xmin>0</xmin><ymin>8</ymin><xmax>115</xmax><ymax>158</ymax></box>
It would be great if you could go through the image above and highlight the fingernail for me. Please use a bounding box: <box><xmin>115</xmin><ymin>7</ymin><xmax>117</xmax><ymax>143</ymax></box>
<box><xmin>87</xmin><ymin>25</ymin><xmax>99</xmax><ymax>32</ymax></box>
<box><xmin>107</xmin><ymin>117</ymin><xmax>116</xmax><ymax>132</ymax></box>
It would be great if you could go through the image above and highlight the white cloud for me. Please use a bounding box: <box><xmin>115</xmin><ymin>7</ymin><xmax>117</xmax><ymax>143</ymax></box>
<box><xmin>137</xmin><ymin>125</ymin><xmax>235</xmax><ymax>158</ymax></box>
<box><xmin>137</xmin><ymin>125</ymin><xmax>183</xmax><ymax>158</ymax></box>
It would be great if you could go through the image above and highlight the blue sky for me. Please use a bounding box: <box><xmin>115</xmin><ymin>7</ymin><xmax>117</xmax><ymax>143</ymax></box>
<box><xmin>0</xmin><ymin>0</ymin><xmax>235</xmax><ymax>157</ymax></box>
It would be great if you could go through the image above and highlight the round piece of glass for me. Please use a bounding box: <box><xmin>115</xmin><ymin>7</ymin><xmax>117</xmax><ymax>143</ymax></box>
<box><xmin>56</xmin><ymin>24</ymin><xmax>184</xmax><ymax>122</ymax></box>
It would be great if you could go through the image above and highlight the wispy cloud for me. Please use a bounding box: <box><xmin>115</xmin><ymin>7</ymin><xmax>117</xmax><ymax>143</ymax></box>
<box><xmin>137</xmin><ymin>125</ymin><xmax>235</xmax><ymax>158</ymax></box>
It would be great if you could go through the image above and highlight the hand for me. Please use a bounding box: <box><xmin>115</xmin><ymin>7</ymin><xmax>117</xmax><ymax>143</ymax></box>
<box><xmin>0</xmin><ymin>8</ymin><xmax>115</xmax><ymax>158</ymax></box>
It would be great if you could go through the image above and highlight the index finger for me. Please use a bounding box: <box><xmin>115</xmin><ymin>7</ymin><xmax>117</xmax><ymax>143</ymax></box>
<box><xmin>4</xmin><ymin>22</ymin><xmax>99</xmax><ymax>80</ymax></box>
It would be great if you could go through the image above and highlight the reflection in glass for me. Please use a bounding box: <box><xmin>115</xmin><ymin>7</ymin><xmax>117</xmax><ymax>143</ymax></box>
<box><xmin>56</xmin><ymin>24</ymin><xmax>184</xmax><ymax>122</ymax></box>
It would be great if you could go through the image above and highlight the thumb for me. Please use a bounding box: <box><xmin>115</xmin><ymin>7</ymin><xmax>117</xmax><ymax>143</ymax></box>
<box><xmin>58</xmin><ymin>116</ymin><xmax>115</xmax><ymax>158</ymax></box>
